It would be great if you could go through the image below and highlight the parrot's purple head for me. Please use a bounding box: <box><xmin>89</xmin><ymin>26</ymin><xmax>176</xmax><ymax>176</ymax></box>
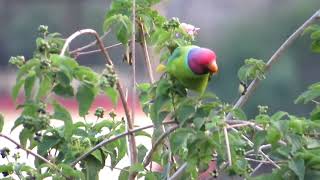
<box><xmin>188</xmin><ymin>47</ymin><xmax>218</xmax><ymax>75</ymax></box>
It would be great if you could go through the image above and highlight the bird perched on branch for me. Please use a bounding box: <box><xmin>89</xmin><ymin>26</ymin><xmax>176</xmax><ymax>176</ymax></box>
<box><xmin>157</xmin><ymin>45</ymin><xmax>218</xmax><ymax>94</ymax></box>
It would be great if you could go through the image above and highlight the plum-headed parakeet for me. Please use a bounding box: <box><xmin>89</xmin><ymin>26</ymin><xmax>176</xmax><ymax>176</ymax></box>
<box><xmin>158</xmin><ymin>45</ymin><xmax>218</xmax><ymax>94</ymax></box>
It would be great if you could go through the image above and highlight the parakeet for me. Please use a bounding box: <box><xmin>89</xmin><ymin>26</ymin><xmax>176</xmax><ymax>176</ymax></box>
<box><xmin>158</xmin><ymin>45</ymin><xmax>218</xmax><ymax>94</ymax></box>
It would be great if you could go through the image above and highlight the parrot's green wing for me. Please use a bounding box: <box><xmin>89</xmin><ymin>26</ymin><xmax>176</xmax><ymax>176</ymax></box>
<box><xmin>166</xmin><ymin>46</ymin><xmax>210</xmax><ymax>94</ymax></box>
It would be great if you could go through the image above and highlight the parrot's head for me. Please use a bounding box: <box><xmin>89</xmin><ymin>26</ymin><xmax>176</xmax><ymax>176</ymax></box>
<box><xmin>188</xmin><ymin>47</ymin><xmax>218</xmax><ymax>75</ymax></box>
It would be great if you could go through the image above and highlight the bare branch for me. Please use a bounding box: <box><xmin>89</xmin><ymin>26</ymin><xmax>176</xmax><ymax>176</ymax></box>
<box><xmin>129</xmin><ymin>0</ymin><xmax>138</xmax><ymax>176</ymax></box>
<box><xmin>69</xmin><ymin>30</ymin><xmax>111</xmax><ymax>54</ymax></box>
<box><xmin>0</xmin><ymin>133</ymin><xmax>56</xmax><ymax>167</ymax></box>
<box><xmin>223</xmin><ymin>126</ymin><xmax>232</xmax><ymax>166</ymax></box>
<box><xmin>168</xmin><ymin>163</ymin><xmax>188</xmax><ymax>180</ymax></box>
<box><xmin>75</xmin><ymin>42</ymin><xmax>123</xmax><ymax>57</ymax></box>
<box><xmin>143</xmin><ymin>125</ymin><xmax>178</xmax><ymax>167</ymax></box>
<box><xmin>250</xmin><ymin>162</ymin><xmax>263</xmax><ymax>176</ymax></box>
<box><xmin>70</xmin><ymin>121</ymin><xmax>176</xmax><ymax>166</ymax></box>
<box><xmin>139</xmin><ymin>22</ymin><xmax>155</xmax><ymax>83</ymax></box>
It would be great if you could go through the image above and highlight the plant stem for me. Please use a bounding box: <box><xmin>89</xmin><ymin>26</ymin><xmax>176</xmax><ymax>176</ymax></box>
<box><xmin>168</xmin><ymin>163</ymin><xmax>188</xmax><ymax>180</ymax></box>
<box><xmin>74</xmin><ymin>42</ymin><xmax>123</xmax><ymax>57</ymax></box>
<box><xmin>0</xmin><ymin>133</ymin><xmax>56</xmax><ymax>167</ymax></box>
<box><xmin>223</xmin><ymin>125</ymin><xmax>232</xmax><ymax>166</ymax></box>
<box><xmin>69</xmin><ymin>30</ymin><xmax>110</xmax><ymax>54</ymax></box>
<box><xmin>139</xmin><ymin>22</ymin><xmax>155</xmax><ymax>83</ymax></box>
<box><xmin>143</xmin><ymin>125</ymin><xmax>178</xmax><ymax>168</ymax></box>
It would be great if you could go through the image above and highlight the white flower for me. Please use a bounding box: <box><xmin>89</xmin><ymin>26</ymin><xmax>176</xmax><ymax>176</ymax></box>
<box><xmin>180</xmin><ymin>23</ymin><xmax>200</xmax><ymax>36</ymax></box>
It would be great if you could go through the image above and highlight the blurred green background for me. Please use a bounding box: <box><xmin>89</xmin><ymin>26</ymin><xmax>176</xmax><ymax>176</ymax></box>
<box><xmin>1</xmin><ymin>0</ymin><xmax>320</xmax><ymax>117</ymax></box>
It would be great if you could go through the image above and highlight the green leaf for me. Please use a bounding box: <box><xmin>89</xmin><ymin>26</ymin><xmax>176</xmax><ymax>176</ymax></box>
<box><xmin>118</xmin><ymin>167</ymin><xmax>130</xmax><ymax>180</ymax></box>
<box><xmin>137</xmin><ymin>144</ymin><xmax>148</xmax><ymax>163</ymax></box>
<box><xmin>74</xmin><ymin>66</ymin><xmax>99</xmax><ymax>85</ymax></box>
<box><xmin>0</xmin><ymin>114</ymin><xmax>3</xmax><ymax>133</ymax></box>
<box><xmin>82</xmin><ymin>156</ymin><xmax>103</xmax><ymax>180</ymax></box>
<box><xmin>137</xmin><ymin>83</ymin><xmax>151</xmax><ymax>92</ymax></box>
<box><xmin>311</xmin><ymin>106</ymin><xmax>320</xmax><ymax>121</ymax></box>
<box><xmin>37</xmin><ymin>75</ymin><xmax>53</xmax><ymax>100</ymax></box>
<box><xmin>170</xmin><ymin>128</ymin><xmax>194</xmax><ymax>153</ymax></box>
<box><xmin>93</xmin><ymin>120</ymin><xmax>114</xmax><ymax>131</ymax></box>
<box><xmin>232</xmin><ymin>108</ymin><xmax>247</xmax><ymax>120</ymax></box>
<box><xmin>53</xmin><ymin>83</ymin><xmax>74</xmax><ymax>97</ymax></box>
<box><xmin>16</xmin><ymin>58</ymin><xmax>40</xmax><ymax>81</ymax></box>
<box><xmin>288</xmin><ymin>159</ymin><xmax>305</xmax><ymax>180</ymax></box>
<box><xmin>12</xmin><ymin>78</ymin><xmax>25</xmax><ymax>101</ymax></box>
<box><xmin>296</xmin><ymin>82</ymin><xmax>320</xmax><ymax>104</ymax></box>
<box><xmin>254</xmin><ymin>131</ymin><xmax>266</xmax><ymax>153</ymax></box>
<box><xmin>0</xmin><ymin>164</ymin><xmax>14</xmax><ymax>173</ymax></box>
<box><xmin>38</xmin><ymin>135</ymin><xmax>61</xmax><ymax>156</ymax></box>
<box><xmin>311</xmin><ymin>40</ymin><xmax>320</xmax><ymax>53</ymax></box>
<box><xmin>19</xmin><ymin>128</ymin><xmax>33</xmax><ymax>148</ymax></box>
<box><xmin>24</xmin><ymin>71</ymin><xmax>36</xmax><ymax>99</ymax></box>
<box><xmin>135</xmin><ymin>130</ymin><xmax>152</xmax><ymax>138</ymax></box>
<box><xmin>176</xmin><ymin>104</ymin><xmax>196</xmax><ymax>125</ymax></box>
<box><xmin>104</xmin><ymin>87</ymin><xmax>118</xmax><ymax>106</ymax></box>
<box><xmin>58</xmin><ymin>163</ymin><xmax>84</xmax><ymax>179</ymax></box>
<box><xmin>76</xmin><ymin>84</ymin><xmax>98</xmax><ymax>117</ymax></box>
<box><xmin>52</xmin><ymin>101</ymin><xmax>73</xmax><ymax>139</ymax></box>
<box><xmin>311</xmin><ymin>30</ymin><xmax>320</xmax><ymax>40</ymax></box>
<box><xmin>266</xmin><ymin>126</ymin><xmax>281</xmax><ymax>145</ymax></box>
<box><xmin>129</xmin><ymin>163</ymin><xmax>144</xmax><ymax>174</ymax></box>
<box><xmin>271</xmin><ymin>111</ymin><xmax>288</xmax><ymax>121</ymax></box>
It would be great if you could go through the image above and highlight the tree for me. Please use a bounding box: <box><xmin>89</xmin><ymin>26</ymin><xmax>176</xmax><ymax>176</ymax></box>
<box><xmin>1</xmin><ymin>1</ymin><xmax>320</xmax><ymax>179</ymax></box>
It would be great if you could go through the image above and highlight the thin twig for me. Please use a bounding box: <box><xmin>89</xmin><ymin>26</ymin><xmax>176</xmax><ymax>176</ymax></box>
<box><xmin>129</xmin><ymin>0</ymin><xmax>138</xmax><ymax>178</ymax></box>
<box><xmin>168</xmin><ymin>163</ymin><xmax>188</xmax><ymax>180</ymax></box>
<box><xmin>69</xmin><ymin>30</ymin><xmax>111</xmax><ymax>54</ymax></box>
<box><xmin>59</xmin><ymin>28</ymin><xmax>138</xmax><ymax>168</ymax></box>
<box><xmin>139</xmin><ymin>22</ymin><xmax>155</xmax><ymax>83</ymax></box>
<box><xmin>105</xmin><ymin>165</ymin><xmax>129</xmax><ymax>172</ymax></box>
<box><xmin>245</xmin><ymin>158</ymin><xmax>274</xmax><ymax>164</ymax></box>
<box><xmin>222</xmin><ymin>125</ymin><xmax>232</xmax><ymax>167</ymax></box>
<box><xmin>74</xmin><ymin>42</ymin><xmax>123</xmax><ymax>57</ymax></box>
<box><xmin>70</xmin><ymin>121</ymin><xmax>176</xmax><ymax>166</ymax></box>
<box><xmin>143</xmin><ymin>125</ymin><xmax>178</xmax><ymax>168</ymax></box>
<box><xmin>250</xmin><ymin>162</ymin><xmax>263</xmax><ymax>176</ymax></box>
<box><xmin>259</xmin><ymin>150</ymin><xmax>280</xmax><ymax>169</ymax></box>
<box><xmin>0</xmin><ymin>133</ymin><xmax>56</xmax><ymax>167</ymax></box>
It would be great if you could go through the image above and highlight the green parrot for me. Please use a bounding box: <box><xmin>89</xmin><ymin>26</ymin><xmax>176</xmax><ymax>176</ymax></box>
<box><xmin>157</xmin><ymin>45</ymin><xmax>218</xmax><ymax>94</ymax></box>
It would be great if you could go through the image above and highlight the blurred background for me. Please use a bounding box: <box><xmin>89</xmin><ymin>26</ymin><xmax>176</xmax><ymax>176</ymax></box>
<box><xmin>1</xmin><ymin>0</ymin><xmax>320</xmax><ymax>123</ymax></box>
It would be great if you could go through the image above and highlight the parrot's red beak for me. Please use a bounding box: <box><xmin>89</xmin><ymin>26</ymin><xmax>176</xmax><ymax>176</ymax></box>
<box><xmin>208</xmin><ymin>60</ymin><xmax>218</xmax><ymax>74</ymax></box>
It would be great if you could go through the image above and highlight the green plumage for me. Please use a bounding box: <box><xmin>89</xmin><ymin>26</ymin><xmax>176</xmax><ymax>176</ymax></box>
<box><xmin>166</xmin><ymin>45</ymin><xmax>211</xmax><ymax>94</ymax></box>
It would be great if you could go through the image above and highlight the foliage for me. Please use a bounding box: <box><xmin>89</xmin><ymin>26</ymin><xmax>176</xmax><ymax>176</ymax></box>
<box><xmin>1</xmin><ymin>0</ymin><xmax>320</xmax><ymax>179</ymax></box>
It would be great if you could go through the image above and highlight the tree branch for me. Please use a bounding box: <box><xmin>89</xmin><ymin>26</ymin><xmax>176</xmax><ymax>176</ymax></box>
<box><xmin>129</xmin><ymin>1</ymin><xmax>138</xmax><ymax>178</ymax></box>
<box><xmin>168</xmin><ymin>163</ymin><xmax>188</xmax><ymax>180</ymax></box>
<box><xmin>139</xmin><ymin>22</ymin><xmax>155</xmax><ymax>83</ymax></box>
<box><xmin>74</xmin><ymin>42</ymin><xmax>123</xmax><ymax>57</ymax></box>
<box><xmin>223</xmin><ymin>126</ymin><xmax>232</xmax><ymax>166</ymax></box>
<box><xmin>143</xmin><ymin>125</ymin><xmax>178</xmax><ymax>168</ymax></box>
<box><xmin>70</xmin><ymin>121</ymin><xmax>176</xmax><ymax>166</ymax></box>
<box><xmin>59</xmin><ymin>28</ymin><xmax>138</xmax><ymax>169</ymax></box>
<box><xmin>0</xmin><ymin>133</ymin><xmax>56</xmax><ymax>167</ymax></box>
<box><xmin>69</xmin><ymin>30</ymin><xmax>110</xmax><ymax>54</ymax></box>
